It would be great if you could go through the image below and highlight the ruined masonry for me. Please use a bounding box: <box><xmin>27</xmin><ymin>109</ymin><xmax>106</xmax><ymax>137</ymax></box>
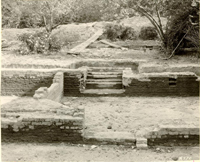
<box><xmin>1</xmin><ymin>59</ymin><xmax>200</xmax><ymax>145</ymax></box>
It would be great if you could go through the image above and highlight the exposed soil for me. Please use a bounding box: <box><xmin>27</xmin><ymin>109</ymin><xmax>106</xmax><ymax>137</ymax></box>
<box><xmin>1</xmin><ymin>143</ymin><xmax>199</xmax><ymax>162</ymax></box>
<box><xmin>61</xmin><ymin>97</ymin><xmax>199</xmax><ymax>136</ymax></box>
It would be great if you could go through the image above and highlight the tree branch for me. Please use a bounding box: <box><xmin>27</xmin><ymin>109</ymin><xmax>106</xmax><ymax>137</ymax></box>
<box><xmin>163</xmin><ymin>28</ymin><xmax>191</xmax><ymax>60</ymax></box>
<box><xmin>136</xmin><ymin>6</ymin><xmax>165</xmax><ymax>42</ymax></box>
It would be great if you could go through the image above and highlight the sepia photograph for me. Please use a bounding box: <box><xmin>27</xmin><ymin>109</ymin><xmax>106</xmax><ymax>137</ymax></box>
<box><xmin>1</xmin><ymin>0</ymin><xmax>200</xmax><ymax>161</ymax></box>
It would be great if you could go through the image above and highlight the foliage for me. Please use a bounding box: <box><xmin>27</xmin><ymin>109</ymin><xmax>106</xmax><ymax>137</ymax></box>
<box><xmin>165</xmin><ymin>7</ymin><xmax>199</xmax><ymax>54</ymax></box>
<box><xmin>18</xmin><ymin>31</ymin><xmax>55</xmax><ymax>54</ymax></box>
<box><xmin>139</xmin><ymin>26</ymin><xmax>158</xmax><ymax>40</ymax></box>
<box><xmin>104</xmin><ymin>23</ymin><xmax>137</xmax><ymax>41</ymax></box>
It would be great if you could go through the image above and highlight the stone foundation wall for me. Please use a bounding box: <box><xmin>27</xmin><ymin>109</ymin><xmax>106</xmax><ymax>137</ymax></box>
<box><xmin>123</xmin><ymin>70</ymin><xmax>199</xmax><ymax>96</ymax></box>
<box><xmin>1</xmin><ymin>69</ymin><xmax>56</xmax><ymax>96</ymax></box>
<box><xmin>1</xmin><ymin>106</ymin><xmax>85</xmax><ymax>143</ymax></box>
<box><xmin>33</xmin><ymin>72</ymin><xmax>64</xmax><ymax>102</ymax></box>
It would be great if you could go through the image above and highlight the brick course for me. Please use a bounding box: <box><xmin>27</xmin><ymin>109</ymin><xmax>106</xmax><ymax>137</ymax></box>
<box><xmin>123</xmin><ymin>70</ymin><xmax>199</xmax><ymax>96</ymax></box>
<box><xmin>1</xmin><ymin>70</ymin><xmax>55</xmax><ymax>96</ymax></box>
<box><xmin>145</xmin><ymin>125</ymin><xmax>199</xmax><ymax>146</ymax></box>
<box><xmin>1</xmin><ymin>111</ymin><xmax>85</xmax><ymax>143</ymax></box>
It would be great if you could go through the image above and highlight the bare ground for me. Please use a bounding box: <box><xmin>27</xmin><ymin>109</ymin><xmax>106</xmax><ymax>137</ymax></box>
<box><xmin>1</xmin><ymin>143</ymin><xmax>199</xmax><ymax>162</ymax></box>
<box><xmin>61</xmin><ymin>97</ymin><xmax>199</xmax><ymax>136</ymax></box>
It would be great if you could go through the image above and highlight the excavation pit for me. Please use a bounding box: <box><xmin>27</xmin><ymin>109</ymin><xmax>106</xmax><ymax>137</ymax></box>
<box><xmin>1</xmin><ymin>59</ymin><xmax>200</xmax><ymax>146</ymax></box>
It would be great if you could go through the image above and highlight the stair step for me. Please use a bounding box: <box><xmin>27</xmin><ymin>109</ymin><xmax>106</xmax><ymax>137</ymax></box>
<box><xmin>88</xmin><ymin>72</ymin><xmax>122</xmax><ymax>75</ymax></box>
<box><xmin>87</xmin><ymin>79</ymin><xmax>122</xmax><ymax>82</ymax></box>
<box><xmin>86</xmin><ymin>82</ymin><xmax>122</xmax><ymax>89</ymax></box>
<box><xmin>81</xmin><ymin>89</ymin><xmax>125</xmax><ymax>95</ymax></box>
<box><xmin>87</xmin><ymin>74</ymin><xmax>122</xmax><ymax>79</ymax></box>
<box><xmin>88</xmin><ymin>67</ymin><xmax>124</xmax><ymax>72</ymax></box>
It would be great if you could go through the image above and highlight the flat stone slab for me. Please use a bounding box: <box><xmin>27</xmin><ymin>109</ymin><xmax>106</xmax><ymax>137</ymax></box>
<box><xmin>81</xmin><ymin>89</ymin><xmax>125</xmax><ymax>95</ymax></box>
<box><xmin>84</xmin><ymin>132</ymin><xmax>136</xmax><ymax>145</ymax></box>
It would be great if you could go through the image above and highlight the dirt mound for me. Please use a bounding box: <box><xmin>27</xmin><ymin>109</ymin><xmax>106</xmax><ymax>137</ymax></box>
<box><xmin>1</xmin><ymin>97</ymin><xmax>63</xmax><ymax>113</ymax></box>
<box><xmin>2</xmin><ymin>23</ymin><xmax>96</xmax><ymax>51</ymax></box>
<box><xmin>50</xmin><ymin>23</ymin><xmax>96</xmax><ymax>50</ymax></box>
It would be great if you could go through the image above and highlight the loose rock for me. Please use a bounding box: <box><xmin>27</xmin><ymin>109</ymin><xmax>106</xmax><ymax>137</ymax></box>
<box><xmin>172</xmin><ymin>157</ymin><xmax>178</xmax><ymax>161</ymax></box>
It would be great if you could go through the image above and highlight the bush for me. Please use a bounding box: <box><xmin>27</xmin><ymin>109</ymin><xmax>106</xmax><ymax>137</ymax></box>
<box><xmin>104</xmin><ymin>23</ymin><xmax>137</xmax><ymax>41</ymax></box>
<box><xmin>165</xmin><ymin>8</ymin><xmax>199</xmax><ymax>54</ymax></box>
<box><xmin>139</xmin><ymin>26</ymin><xmax>158</xmax><ymax>40</ymax></box>
<box><xmin>18</xmin><ymin>31</ymin><xmax>52</xmax><ymax>54</ymax></box>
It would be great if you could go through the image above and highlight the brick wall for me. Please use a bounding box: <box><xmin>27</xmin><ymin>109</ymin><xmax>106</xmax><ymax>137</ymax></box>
<box><xmin>64</xmin><ymin>70</ymin><xmax>87</xmax><ymax>96</ymax></box>
<box><xmin>1</xmin><ymin>106</ymin><xmax>85</xmax><ymax>143</ymax></box>
<box><xmin>33</xmin><ymin>72</ymin><xmax>64</xmax><ymax>102</ymax></box>
<box><xmin>145</xmin><ymin>125</ymin><xmax>199</xmax><ymax>146</ymax></box>
<box><xmin>1</xmin><ymin>69</ymin><xmax>56</xmax><ymax>96</ymax></box>
<box><xmin>123</xmin><ymin>70</ymin><xmax>199</xmax><ymax>96</ymax></box>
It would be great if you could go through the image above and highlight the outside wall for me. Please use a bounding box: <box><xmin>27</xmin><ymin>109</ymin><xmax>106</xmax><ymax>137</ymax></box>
<box><xmin>1</xmin><ymin>69</ymin><xmax>55</xmax><ymax>96</ymax></box>
<box><xmin>122</xmin><ymin>69</ymin><xmax>199</xmax><ymax>96</ymax></box>
<box><xmin>1</xmin><ymin>105</ymin><xmax>85</xmax><ymax>143</ymax></box>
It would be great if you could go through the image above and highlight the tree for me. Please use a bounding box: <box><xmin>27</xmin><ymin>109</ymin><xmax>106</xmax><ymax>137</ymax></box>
<box><xmin>122</xmin><ymin>0</ymin><xmax>198</xmax><ymax>58</ymax></box>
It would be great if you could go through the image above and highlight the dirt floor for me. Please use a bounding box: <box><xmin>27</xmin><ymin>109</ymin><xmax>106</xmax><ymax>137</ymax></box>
<box><xmin>1</xmin><ymin>47</ymin><xmax>199</xmax><ymax>69</ymax></box>
<box><xmin>1</xmin><ymin>143</ymin><xmax>199</xmax><ymax>162</ymax></box>
<box><xmin>61</xmin><ymin>97</ymin><xmax>199</xmax><ymax>136</ymax></box>
<box><xmin>1</xmin><ymin>96</ymin><xmax>199</xmax><ymax>162</ymax></box>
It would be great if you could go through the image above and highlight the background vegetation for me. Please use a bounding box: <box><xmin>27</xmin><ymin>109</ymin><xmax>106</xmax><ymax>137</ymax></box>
<box><xmin>2</xmin><ymin>0</ymin><xmax>199</xmax><ymax>57</ymax></box>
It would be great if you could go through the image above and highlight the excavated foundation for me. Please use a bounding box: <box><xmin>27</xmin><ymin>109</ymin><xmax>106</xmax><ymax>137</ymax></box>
<box><xmin>1</xmin><ymin>59</ymin><xmax>200</xmax><ymax>146</ymax></box>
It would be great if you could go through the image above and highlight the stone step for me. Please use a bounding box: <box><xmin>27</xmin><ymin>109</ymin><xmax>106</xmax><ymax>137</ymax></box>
<box><xmin>86</xmin><ymin>82</ymin><xmax>122</xmax><ymax>89</ymax></box>
<box><xmin>86</xmin><ymin>79</ymin><xmax>122</xmax><ymax>82</ymax></box>
<box><xmin>84</xmin><ymin>131</ymin><xmax>136</xmax><ymax>145</ymax></box>
<box><xmin>87</xmin><ymin>74</ymin><xmax>122</xmax><ymax>79</ymax></box>
<box><xmin>88</xmin><ymin>67</ymin><xmax>124</xmax><ymax>72</ymax></box>
<box><xmin>88</xmin><ymin>71</ymin><xmax>122</xmax><ymax>75</ymax></box>
<box><xmin>81</xmin><ymin>89</ymin><xmax>125</xmax><ymax>95</ymax></box>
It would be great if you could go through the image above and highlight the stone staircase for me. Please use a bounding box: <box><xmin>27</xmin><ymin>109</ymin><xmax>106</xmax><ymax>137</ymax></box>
<box><xmin>81</xmin><ymin>67</ymin><xmax>125</xmax><ymax>95</ymax></box>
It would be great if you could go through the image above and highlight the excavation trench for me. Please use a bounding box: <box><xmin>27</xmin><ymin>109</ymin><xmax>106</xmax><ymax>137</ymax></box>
<box><xmin>1</xmin><ymin>60</ymin><xmax>199</xmax><ymax>146</ymax></box>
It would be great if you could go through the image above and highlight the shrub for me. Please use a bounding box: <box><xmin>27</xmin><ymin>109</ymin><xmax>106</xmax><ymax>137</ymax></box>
<box><xmin>18</xmin><ymin>31</ymin><xmax>51</xmax><ymax>54</ymax></box>
<box><xmin>165</xmin><ymin>8</ymin><xmax>199</xmax><ymax>54</ymax></box>
<box><xmin>139</xmin><ymin>26</ymin><xmax>158</xmax><ymax>40</ymax></box>
<box><xmin>104</xmin><ymin>23</ymin><xmax>137</xmax><ymax>41</ymax></box>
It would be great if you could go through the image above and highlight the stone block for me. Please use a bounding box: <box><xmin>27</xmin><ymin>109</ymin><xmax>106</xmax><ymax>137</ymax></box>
<box><xmin>41</xmin><ymin>122</ymin><xmax>52</xmax><ymax>126</ymax></box>
<box><xmin>136</xmin><ymin>144</ymin><xmax>148</xmax><ymax>149</ymax></box>
<box><xmin>32</xmin><ymin>122</ymin><xmax>42</xmax><ymax>126</ymax></box>
<box><xmin>137</xmin><ymin>138</ymin><xmax>147</xmax><ymax>144</ymax></box>
<box><xmin>56</xmin><ymin>123</ymin><xmax>63</xmax><ymax>126</ymax></box>
<box><xmin>29</xmin><ymin>125</ymin><xmax>34</xmax><ymax>129</ymax></box>
<box><xmin>169</xmin><ymin>131</ymin><xmax>179</xmax><ymax>135</ymax></box>
<box><xmin>60</xmin><ymin>126</ymin><xmax>65</xmax><ymax>129</ymax></box>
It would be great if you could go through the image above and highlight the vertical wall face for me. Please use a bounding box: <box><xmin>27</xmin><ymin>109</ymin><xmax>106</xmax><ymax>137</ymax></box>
<box><xmin>123</xmin><ymin>71</ymin><xmax>199</xmax><ymax>96</ymax></box>
<box><xmin>64</xmin><ymin>70</ymin><xmax>85</xmax><ymax>96</ymax></box>
<box><xmin>1</xmin><ymin>99</ymin><xmax>85</xmax><ymax>143</ymax></box>
<box><xmin>1</xmin><ymin>70</ymin><xmax>55</xmax><ymax>96</ymax></box>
